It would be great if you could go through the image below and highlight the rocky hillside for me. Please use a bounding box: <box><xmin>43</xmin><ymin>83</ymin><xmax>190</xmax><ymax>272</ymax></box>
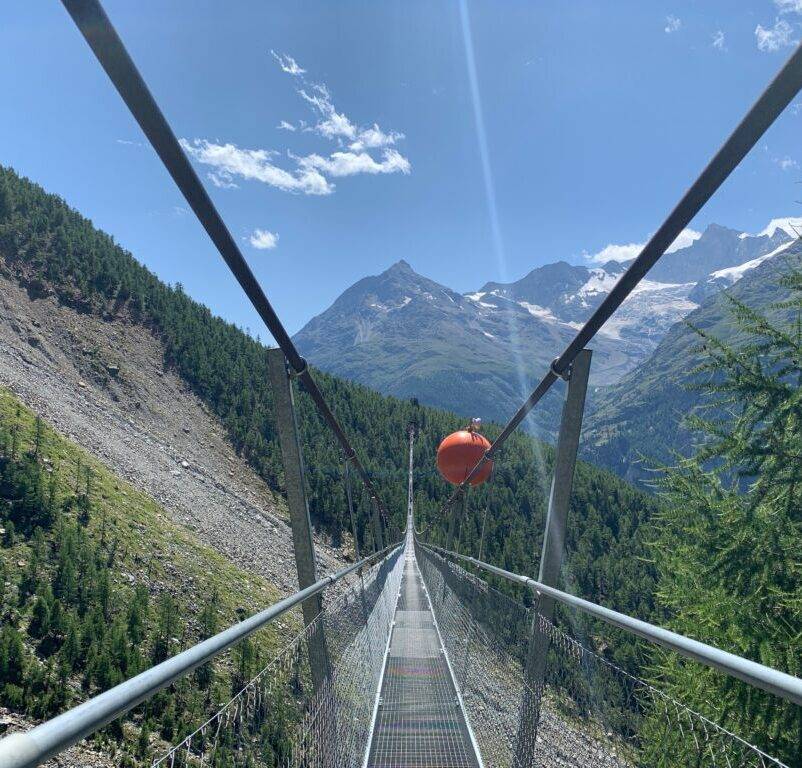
<box><xmin>0</xmin><ymin>162</ymin><xmax>682</xmax><ymax>767</ymax></box>
<box><xmin>0</xmin><ymin>270</ymin><xmax>346</xmax><ymax>593</ymax></box>
<box><xmin>0</xmin><ymin>386</ymin><xmax>290</xmax><ymax>766</ymax></box>
<box><xmin>0</xmin><ymin>164</ymin><xmax>664</xmax><ymax>638</ymax></box>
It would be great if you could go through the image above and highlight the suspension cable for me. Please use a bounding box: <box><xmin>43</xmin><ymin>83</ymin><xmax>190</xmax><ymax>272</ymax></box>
<box><xmin>477</xmin><ymin>460</ymin><xmax>495</xmax><ymax>562</ymax></box>
<box><xmin>59</xmin><ymin>0</ymin><xmax>389</xmax><ymax>522</ymax></box>
<box><xmin>437</xmin><ymin>40</ymin><xmax>802</xmax><ymax>520</ymax></box>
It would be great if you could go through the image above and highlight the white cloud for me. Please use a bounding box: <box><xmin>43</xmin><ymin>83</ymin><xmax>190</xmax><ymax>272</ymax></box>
<box><xmin>297</xmin><ymin>149</ymin><xmax>411</xmax><ymax>177</ymax></box>
<box><xmin>248</xmin><ymin>229</ymin><xmax>279</xmax><ymax>250</ymax></box>
<box><xmin>755</xmin><ymin>19</ymin><xmax>796</xmax><ymax>51</ymax></box>
<box><xmin>182</xmin><ymin>55</ymin><xmax>410</xmax><ymax>197</ymax></box>
<box><xmin>297</xmin><ymin>83</ymin><xmax>332</xmax><ymax>111</ymax></box>
<box><xmin>313</xmin><ymin>108</ymin><xmax>358</xmax><ymax>141</ymax></box>
<box><xmin>791</xmin><ymin>101</ymin><xmax>802</xmax><ymax>115</ymax></box>
<box><xmin>297</xmin><ymin>83</ymin><xmax>356</xmax><ymax>141</ymax></box>
<box><xmin>664</xmin><ymin>15</ymin><xmax>681</xmax><ymax>33</ymax></box>
<box><xmin>349</xmin><ymin>124</ymin><xmax>404</xmax><ymax>152</ymax></box>
<box><xmin>295</xmin><ymin>82</ymin><xmax>406</xmax><ymax>156</ymax></box>
<box><xmin>712</xmin><ymin>30</ymin><xmax>726</xmax><ymax>51</ymax></box>
<box><xmin>775</xmin><ymin>0</ymin><xmax>802</xmax><ymax>14</ymax></box>
<box><xmin>585</xmin><ymin>242</ymin><xmax>644</xmax><ymax>264</ymax></box>
<box><xmin>668</xmin><ymin>228</ymin><xmax>703</xmax><ymax>252</ymax></box>
<box><xmin>775</xmin><ymin>155</ymin><xmax>799</xmax><ymax>171</ymax></box>
<box><xmin>208</xmin><ymin>172</ymin><xmax>239</xmax><ymax>189</ymax></box>
<box><xmin>180</xmin><ymin>138</ymin><xmax>333</xmax><ymax>195</ymax></box>
<box><xmin>116</xmin><ymin>138</ymin><xmax>144</xmax><ymax>147</ymax></box>
<box><xmin>585</xmin><ymin>228</ymin><xmax>702</xmax><ymax>263</ymax></box>
<box><xmin>270</xmin><ymin>50</ymin><xmax>305</xmax><ymax>76</ymax></box>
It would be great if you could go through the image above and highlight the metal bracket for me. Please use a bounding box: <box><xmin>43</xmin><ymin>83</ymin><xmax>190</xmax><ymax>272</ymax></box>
<box><xmin>288</xmin><ymin>356</ymin><xmax>308</xmax><ymax>379</ymax></box>
<box><xmin>549</xmin><ymin>357</ymin><xmax>571</xmax><ymax>381</ymax></box>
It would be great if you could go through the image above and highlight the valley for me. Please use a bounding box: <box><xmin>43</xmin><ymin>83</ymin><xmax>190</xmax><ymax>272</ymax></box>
<box><xmin>1</xmin><ymin>161</ymin><xmax>800</xmax><ymax>766</ymax></box>
<box><xmin>583</xmin><ymin>238</ymin><xmax>802</xmax><ymax>481</ymax></box>
<box><xmin>3</xmin><ymin>1</ymin><xmax>802</xmax><ymax>764</ymax></box>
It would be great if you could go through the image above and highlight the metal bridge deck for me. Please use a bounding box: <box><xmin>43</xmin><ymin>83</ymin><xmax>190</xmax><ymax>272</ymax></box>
<box><xmin>367</xmin><ymin>550</ymin><xmax>481</xmax><ymax>768</ymax></box>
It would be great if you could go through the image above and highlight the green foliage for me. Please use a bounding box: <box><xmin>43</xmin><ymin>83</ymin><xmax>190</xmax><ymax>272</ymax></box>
<box><xmin>195</xmin><ymin>590</ymin><xmax>219</xmax><ymax>691</ymax></box>
<box><xmin>644</xmin><ymin>275</ymin><xmax>802</xmax><ymax>766</ymax></box>
<box><xmin>0</xmin><ymin>164</ymin><xmax>658</xmax><ymax>626</ymax></box>
<box><xmin>0</xmin><ymin>626</ymin><xmax>26</xmax><ymax>687</ymax></box>
<box><xmin>0</xmin><ymin>418</ymin><xmax>159</xmax><ymax>720</ymax></box>
<box><xmin>0</xmin><ymin>392</ymin><xmax>287</xmax><ymax>766</ymax></box>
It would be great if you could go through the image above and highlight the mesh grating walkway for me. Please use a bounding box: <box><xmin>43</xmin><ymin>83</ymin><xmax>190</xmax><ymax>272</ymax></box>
<box><xmin>367</xmin><ymin>551</ymin><xmax>481</xmax><ymax>768</ymax></box>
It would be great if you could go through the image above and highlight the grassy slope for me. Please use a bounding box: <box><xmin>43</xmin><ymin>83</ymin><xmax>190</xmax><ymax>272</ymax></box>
<box><xmin>0</xmin><ymin>165</ymin><xmax>661</xmax><ymax>707</ymax></box>
<box><xmin>0</xmin><ymin>385</ymin><xmax>293</xmax><ymax>760</ymax></box>
<box><xmin>0</xmin><ymin>385</ymin><xmax>285</xmax><ymax>623</ymax></box>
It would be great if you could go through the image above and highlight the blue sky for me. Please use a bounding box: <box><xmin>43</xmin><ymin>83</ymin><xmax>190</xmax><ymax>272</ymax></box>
<box><xmin>2</xmin><ymin>1</ymin><xmax>801</xmax><ymax>338</ymax></box>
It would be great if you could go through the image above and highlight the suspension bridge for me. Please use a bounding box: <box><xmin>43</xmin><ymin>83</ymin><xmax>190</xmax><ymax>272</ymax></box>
<box><xmin>2</xmin><ymin>1</ymin><xmax>802</xmax><ymax>766</ymax></box>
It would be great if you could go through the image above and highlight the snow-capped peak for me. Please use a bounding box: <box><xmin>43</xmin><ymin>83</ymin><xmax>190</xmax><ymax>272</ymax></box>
<box><xmin>754</xmin><ymin>217</ymin><xmax>802</xmax><ymax>240</ymax></box>
<box><xmin>464</xmin><ymin>291</ymin><xmax>486</xmax><ymax>302</ymax></box>
<box><xmin>578</xmin><ymin>268</ymin><xmax>618</xmax><ymax>298</ymax></box>
<box><xmin>709</xmin><ymin>238</ymin><xmax>797</xmax><ymax>282</ymax></box>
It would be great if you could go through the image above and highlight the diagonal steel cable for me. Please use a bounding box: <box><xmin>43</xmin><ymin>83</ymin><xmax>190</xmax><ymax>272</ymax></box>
<box><xmin>59</xmin><ymin>0</ymin><xmax>389</xmax><ymax>521</ymax></box>
<box><xmin>438</xmin><ymin>40</ymin><xmax>802</xmax><ymax>518</ymax></box>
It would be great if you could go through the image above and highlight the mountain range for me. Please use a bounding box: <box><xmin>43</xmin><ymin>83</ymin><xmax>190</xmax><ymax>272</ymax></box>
<box><xmin>294</xmin><ymin>218</ymin><xmax>801</xmax><ymax>447</ymax></box>
<box><xmin>584</xmin><ymin>236</ymin><xmax>802</xmax><ymax>481</ymax></box>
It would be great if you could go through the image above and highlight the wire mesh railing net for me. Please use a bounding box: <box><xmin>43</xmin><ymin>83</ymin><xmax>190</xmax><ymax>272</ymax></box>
<box><xmin>151</xmin><ymin>546</ymin><xmax>403</xmax><ymax>768</ymax></box>
<box><xmin>414</xmin><ymin>541</ymin><xmax>787</xmax><ymax>768</ymax></box>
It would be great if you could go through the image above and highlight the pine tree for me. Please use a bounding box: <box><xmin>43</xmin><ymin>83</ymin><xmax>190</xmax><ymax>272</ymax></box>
<box><xmin>136</xmin><ymin>720</ymin><xmax>151</xmax><ymax>759</ymax></box>
<box><xmin>232</xmin><ymin>636</ymin><xmax>256</xmax><ymax>694</ymax></box>
<box><xmin>195</xmin><ymin>589</ymin><xmax>218</xmax><ymax>691</ymax></box>
<box><xmin>127</xmin><ymin>584</ymin><xmax>148</xmax><ymax>646</ymax></box>
<box><xmin>33</xmin><ymin>416</ymin><xmax>43</xmax><ymax>459</ymax></box>
<box><xmin>644</xmin><ymin>273</ymin><xmax>802</xmax><ymax>765</ymax></box>
<box><xmin>60</xmin><ymin>613</ymin><xmax>80</xmax><ymax>668</ymax></box>
<box><xmin>53</xmin><ymin>522</ymin><xmax>79</xmax><ymax>603</ymax></box>
<box><xmin>151</xmin><ymin>593</ymin><xmax>177</xmax><ymax>665</ymax></box>
<box><xmin>0</xmin><ymin>558</ymin><xmax>6</xmax><ymax>609</ymax></box>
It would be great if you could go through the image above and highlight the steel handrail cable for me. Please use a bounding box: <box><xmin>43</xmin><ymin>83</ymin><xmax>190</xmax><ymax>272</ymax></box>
<box><xmin>59</xmin><ymin>0</ymin><xmax>390</xmax><ymax>522</ymax></box>
<box><xmin>437</xmin><ymin>40</ymin><xmax>802</xmax><ymax>518</ymax></box>
<box><xmin>0</xmin><ymin>542</ymin><xmax>403</xmax><ymax>768</ymax></box>
<box><xmin>419</xmin><ymin>541</ymin><xmax>802</xmax><ymax>709</ymax></box>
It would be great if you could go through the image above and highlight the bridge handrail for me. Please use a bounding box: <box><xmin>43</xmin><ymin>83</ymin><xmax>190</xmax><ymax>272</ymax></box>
<box><xmin>417</xmin><ymin>540</ymin><xmax>802</xmax><ymax>708</ymax></box>
<box><xmin>0</xmin><ymin>543</ymin><xmax>403</xmax><ymax>768</ymax></box>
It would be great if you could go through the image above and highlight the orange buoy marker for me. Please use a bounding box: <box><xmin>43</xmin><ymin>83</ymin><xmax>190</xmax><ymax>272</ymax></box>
<box><xmin>436</xmin><ymin>418</ymin><xmax>493</xmax><ymax>486</ymax></box>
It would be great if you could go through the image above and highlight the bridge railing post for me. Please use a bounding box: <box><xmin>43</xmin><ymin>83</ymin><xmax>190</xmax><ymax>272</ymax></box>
<box><xmin>344</xmin><ymin>460</ymin><xmax>361</xmax><ymax>560</ymax></box>
<box><xmin>514</xmin><ymin>348</ymin><xmax>592</xmax><ymax>766</ymax></box>
<box><xmin>266</xmin><ymin>348</ymin><xmax>330</xmax><ymax>692</ymax></box>
<box><xmin>371</xmin><ymin>497</ymin><xmax>385</xmax><ymax>552</ymax></box>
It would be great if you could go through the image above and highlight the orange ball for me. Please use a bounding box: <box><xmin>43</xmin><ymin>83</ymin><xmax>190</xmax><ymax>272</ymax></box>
<box><xmin>436</xmin><ymin>430</ymin><xmax>493</xmax><ymax>486</ymax></box>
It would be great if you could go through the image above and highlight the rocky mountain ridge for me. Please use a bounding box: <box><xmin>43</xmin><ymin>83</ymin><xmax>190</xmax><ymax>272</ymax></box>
<box><xmin>583</xmin><ymin>237</ymin><xmax>802</xmax><ymax>481</ymax></box>
<box><xmin>294</xmin><ymin>218</ymin><xmax>800</xmax><ymax>435</ymax></box>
